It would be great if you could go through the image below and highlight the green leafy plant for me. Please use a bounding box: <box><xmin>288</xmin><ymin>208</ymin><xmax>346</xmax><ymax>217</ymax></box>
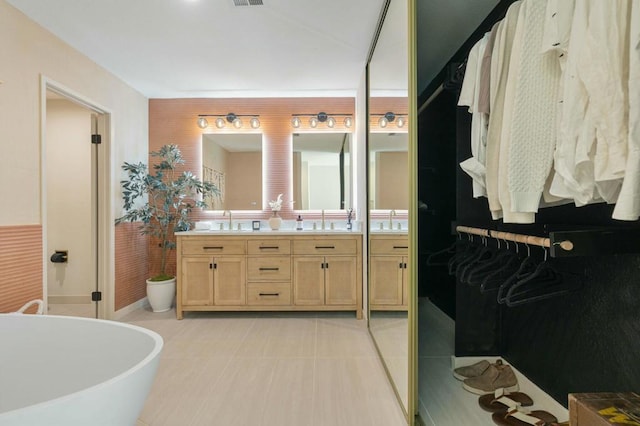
<box><xmin>115</xmin><ymin>144</ymin><xmax>219</xmax><ymax>280</ymax></box>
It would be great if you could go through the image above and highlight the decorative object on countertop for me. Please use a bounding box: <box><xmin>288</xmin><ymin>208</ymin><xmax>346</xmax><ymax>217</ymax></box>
<box><xmin>346</xmin><ymin>208</ymin><xmax>354</xmax><ymax>230</ymax></box>
<box><xmin>296</xmin><ymin>215</ymin><xmax>303</xmax><ymax>231</ymax></box>
<box><xmin>268</xmin><ymin>193</ymin><xmax>283</xmax><ymax>230</ymax></box>
<box><xmin>115</xmin><ymin>144</ymin><xmax>220</xmax><ymax>312</ymax></box>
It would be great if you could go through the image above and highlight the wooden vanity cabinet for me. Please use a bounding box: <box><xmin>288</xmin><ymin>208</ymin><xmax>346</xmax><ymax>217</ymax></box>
<box><xmin>369</xmin><ymin>235</ymin><xmax>409</xmax><ymax>311</ymax></box>
<box><xmin>176</xmin><ymin>233</ymin><xmax>362</xmax><ymax>319</ymax></box>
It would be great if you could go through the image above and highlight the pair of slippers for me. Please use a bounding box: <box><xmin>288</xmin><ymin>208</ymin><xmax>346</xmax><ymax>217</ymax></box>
<box><xmin>480</xmin><ymin>388</ymin><xmax>560</xmax><ymax>426</ymax></box>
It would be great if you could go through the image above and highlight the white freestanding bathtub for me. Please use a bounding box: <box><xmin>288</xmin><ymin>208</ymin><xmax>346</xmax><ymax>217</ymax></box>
<box><xmin>0</xmin><ymin>313</ymin><xmax>163</xmax><ymax>425</ymax></box>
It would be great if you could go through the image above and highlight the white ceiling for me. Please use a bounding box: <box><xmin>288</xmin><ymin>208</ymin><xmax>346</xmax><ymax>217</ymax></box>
<box><xmin>10</xmin><ymin>0</ymin><xmax>502</xmax><ymax>100</ymax></box>
<box><xmin>7</xmin><ymin>0</ymin><xmax>385</xmax><ymax>98</ymax></box>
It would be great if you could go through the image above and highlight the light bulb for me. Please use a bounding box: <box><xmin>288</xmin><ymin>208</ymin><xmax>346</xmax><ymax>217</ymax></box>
<box><xmin>232</xmin><ymin>117</ymin><xmax>243</xmax><ymax>128</ymax></box>
<box><xmin>327</xmin><ymin>117</ymin><xmax>336</xmax><ymax>128</ymax></box>
<box><xmin>197</xmin><ymin>117</ymin><xmax>208</xmax><ymax>129</ymax></box>
<box><xmin>378</xmin><ymin>116</ymin><xmax>389</xmax><ymax>128</ymax></box>
<box><xmin>344</xmin><ymin>116</ymin><xmax>353</xmax><ymax>128</ymax></box>
<box><xmin>396</xmin><ymin>116</ymin><xmax>406</xmax><ymax>128</ymax></box>
<box><xmin>309</xmin><ymin>117</ymin><xmax>319</xmax><ymax>128</ymax></box>
<box><xmin>291</xmin><ymin>117</ymin><xmax>301</xmax><ymax>128</ymax></box>
<box><xmin>215</xmin><ymin>117</ymin><xmax>226</xmax><ymax>128</ymax></box>
<box><xmin>250</xmin><ymin>117</ymin><xmax>260</xmax><ymax>129</ymax></box>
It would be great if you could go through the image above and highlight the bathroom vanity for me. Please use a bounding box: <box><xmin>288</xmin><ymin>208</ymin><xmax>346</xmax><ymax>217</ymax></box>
<box><xmin>175</xmin><ymin>230</ymin><xmax>363</xmax><ymax>319</ymax></box>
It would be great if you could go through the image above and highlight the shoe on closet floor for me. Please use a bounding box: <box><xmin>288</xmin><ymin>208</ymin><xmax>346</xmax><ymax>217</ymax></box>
<box><xmin>491</xmin><ymin>407</ymin><xmax>558</xmax><ymax>426</ymax></box>
<box><xmin>478</xmin><ymin>388</ymin><xmax>534</xmax><ymax>413</ymax></box>
<box><xmin>463</xmin><ymin>363</ymin><xmax>518</xmax><ymax>395</ymax></box>
<box><xmin>453</xmin><ymin>359</ymin><xmax>502</xmax><ymax>381</ymax></box>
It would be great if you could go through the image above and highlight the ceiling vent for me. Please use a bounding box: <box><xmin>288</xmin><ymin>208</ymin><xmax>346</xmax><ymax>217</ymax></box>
<box><xmin>233</xmin><ymin>0</ymin><xmax>263</xmax><ymax>6</ymax></box>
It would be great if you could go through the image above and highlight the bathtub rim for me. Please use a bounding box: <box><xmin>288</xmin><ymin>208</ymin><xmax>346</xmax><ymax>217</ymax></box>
<box><xmin>0</xmin><ymin>314</ymin><xmax>163</xmax><ymax>417</ymax></box>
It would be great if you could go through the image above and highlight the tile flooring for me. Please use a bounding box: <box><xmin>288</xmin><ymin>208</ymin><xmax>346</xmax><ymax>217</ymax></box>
<box><xmin>119</xmin><ymin>308</ymin><xmax>407</xmax><ymax>426</ymax></box>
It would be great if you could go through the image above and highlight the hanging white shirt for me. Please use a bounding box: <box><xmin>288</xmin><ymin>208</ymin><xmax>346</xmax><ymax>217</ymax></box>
<box><xmin>613</xmin><ymin>1</ymin><xmax>640</xmax><ymax>221</ymax></box>
<box><xmin>458</xmin><ymin>33</ymin><xmax>490</xmax><ymax>198</ymax></box>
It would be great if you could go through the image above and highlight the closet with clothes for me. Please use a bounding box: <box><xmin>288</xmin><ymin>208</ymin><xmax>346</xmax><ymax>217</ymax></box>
<box><xmin>417</xmin><ymin>0</ymin><xmax>640</xmax><ymax>423</ymax></box>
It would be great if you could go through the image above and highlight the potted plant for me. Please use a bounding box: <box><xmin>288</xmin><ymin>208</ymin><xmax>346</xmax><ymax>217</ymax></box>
<box><xmin>115</xmin><ymin>144</ymin><xmax>219</xmax><ymax>312</ymax></box>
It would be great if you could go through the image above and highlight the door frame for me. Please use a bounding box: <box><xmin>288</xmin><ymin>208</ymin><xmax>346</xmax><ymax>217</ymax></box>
<box><xmin>40</xmin><ymin>75</ymin><xmax>114</xmax><ymax>319</ymax></box>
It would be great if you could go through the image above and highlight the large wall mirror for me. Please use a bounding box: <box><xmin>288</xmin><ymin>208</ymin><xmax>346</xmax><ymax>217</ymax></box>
<box><xmin>369</xmin><ymin>132</ymin><xmax>408</xmax><ymax>210</ymax></box>
<box><xmin>367</xmin><ymin>0</ymin><xmax>409</xmax><ymax>417</ymax></box>
<box><xmin>202</xmin><ymin>133</ymin><xmax>263</xmax><ymax>210</ymax></box>
<box><xmin>292</xmin><ymin>133</ymin><xmax>352</xmax><ymax>210</ymax></box>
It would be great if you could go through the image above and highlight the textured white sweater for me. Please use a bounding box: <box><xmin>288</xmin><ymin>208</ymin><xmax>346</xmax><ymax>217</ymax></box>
<box><xmin>507</xmin><ymin>0</ymin><xmax>561</xmax><ymax>213</ymax></box>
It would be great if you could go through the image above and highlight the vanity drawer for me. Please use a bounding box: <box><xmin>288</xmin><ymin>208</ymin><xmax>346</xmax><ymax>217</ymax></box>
<box><xmin>181</xmin><ymin>239</ymin><xmax>246</xmax><ymax>255</ymax></box>
<box><xmin>370</xmin><ymin>238</ymin><xmax>409</xmax><ymax>255</ymax></box>
<box><xmin>247</xmin><ymin>283</ymin><xmax>291</xmax><ymax>305</ymax></box>
<box><xmin>247</xmin><ymin>239</ymin><xmax>291</xmax><ymax>255</ymax></box>
<box><xmin>247</xmin><ymin>257</ymin><xmax>291</xmax><ymax>281</ymax></box>
<box><xmin>293</xmin><ymin>239</ymin><xmax>357</xmax><ymax>255</ymax></box>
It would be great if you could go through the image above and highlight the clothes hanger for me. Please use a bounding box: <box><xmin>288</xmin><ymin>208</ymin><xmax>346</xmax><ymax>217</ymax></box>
<box><xmin>426</xmin><ymin>238</ymin><xmax>462</xmax><ymax>266</ymax></box>
<box><xmin>496</xmin><ymin>240</ymin><xmax>538</xmax><ymax>304</ymax></box>
<box><xmin>466</xmin><ymin>236</ymin><xmax>518</xmax><ymax>286</ymax></box>
<box><xmin>457</xmin><ymin>235</ymin><xmax>495</xmax><ymax>282</ymax></box>
<box><xmin>479</xmin><ymin>233</ymin><xmax>524</xmax><ymax>292</ymax></box>
<box><xmin>505</xmin><ymin>246</ymin><xmax>579</xmax><ymax>307</ymax></box>
<box><xmin>448</xmin><ymin>233</ymin><xmax>477</xmax><ymax>275</ymax></box>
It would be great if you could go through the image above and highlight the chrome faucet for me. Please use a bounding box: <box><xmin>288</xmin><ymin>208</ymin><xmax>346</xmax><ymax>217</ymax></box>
<box><xmin>223</xmin><ymin>210</ymin><xmax>232</xmax><ymax>230</ymax></box>
<box><xmin>321</xmin><ymin>209</ymin><xmax>325</xmax><ymax>230</ymax></box>
<box><xmin>388</xmin><ymin>209</ymin><xmax>396</xmax><ymax>230</ymax></box>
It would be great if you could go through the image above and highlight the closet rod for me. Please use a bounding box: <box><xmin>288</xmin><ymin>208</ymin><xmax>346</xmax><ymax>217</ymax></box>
<box><xmin>418</xmin><ymin>84</ymin><xmax>444</xmax><ymax>115</ymax></box>
<box><xmin>455</xmin><ymin>226</ymin><xmax>574</xmax><ymax>252</ymax></box>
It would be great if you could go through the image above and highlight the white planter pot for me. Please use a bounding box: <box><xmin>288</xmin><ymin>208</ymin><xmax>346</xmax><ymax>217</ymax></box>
<box><xmin>146</xmin><ymin>277</ymin><xmax>176</xmax><ymax>313</ymax></box>
<box><xmin>268</xmin><ymin>214</ymin><xmax>282</xmax><ymax>230</ymax></box>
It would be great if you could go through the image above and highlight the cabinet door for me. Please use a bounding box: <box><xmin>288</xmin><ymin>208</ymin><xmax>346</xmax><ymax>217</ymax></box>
<box><xmin>181</xmin><ymin>257</ymin><xmax>213</xmax><ymax>306</ymax></box>
<box><xmin>293</xmin><ymin>256</ymin><xmax>325</xmax><ymax>305</ymax></box>
<box><xmin>325</xmin><ymin>256</ymin><xmax>357</xmax><ymax>305</ymax></box>
<box><xmin>213</xmin><ymin>256</ymin><xmax>246</xmax><ymax>305</ymax></box>
<box><xmin>370</xmin><ymin>256</ymin><xmax>404</xmax><ymax>306</ymax></box>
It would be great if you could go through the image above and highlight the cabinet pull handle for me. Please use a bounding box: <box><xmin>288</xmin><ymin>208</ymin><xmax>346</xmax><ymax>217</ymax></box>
<box><xmin>209</xmin><ymin>263</ymin><xmax>213</xmax><ymax>269</ymax></box>
<box><xmin>393</xmin><ymin>246</ymin><xmax>408</xmax><ymax>249</ymax></box>
<box><xmin>399</xmin><ymin>262</ymin><xmax>403</xmax><ymax>269</ymax></box>
<box><xmin>315</xmin><ymin>245</ymin><xmax>335</xmax><ymax>249</ymax></box>
<box><xmin>403</xmin><ymin>263</ymin><xmax>407</xmax><ymax>269</ymax></box>
<box><xmin>324</xmin><ymin>262</ymin><xmax>329</xmax><ymax>269</ymax></box>
<box><xmin>259</xmin><ymin>292</ymin><xmax>280</xmax><ymax>296</ymax></box>
<box><xmin>259</xmin><ymin>246</ymin><xmax>279</xmax><ymax>250</ymax></box>
<box><xmin>259</xmin><ymin>267</ymin><xmax>279</xmax><ymax>271</ymax></box>
<box><xmin>203</xmin><ymin>246</ymin><xmax>223</xmax><ymax>250</ymax></box>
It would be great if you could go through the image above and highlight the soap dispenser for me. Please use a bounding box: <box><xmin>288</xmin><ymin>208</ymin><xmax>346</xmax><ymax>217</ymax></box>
<box><xmin>296</xmin><ymin>215</ymin><xmax>304</xmax><ymax>231</ymax></box>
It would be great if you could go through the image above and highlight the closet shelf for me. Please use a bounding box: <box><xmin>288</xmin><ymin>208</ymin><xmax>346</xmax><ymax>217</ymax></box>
<box><xmin>456</xmin><ymin>226</ymin><xmax>640</xmax><ymax>258</ymax></box>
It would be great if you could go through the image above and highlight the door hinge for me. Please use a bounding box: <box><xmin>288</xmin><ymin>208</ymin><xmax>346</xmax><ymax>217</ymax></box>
<box><xmin>91</xmin><ymin>291</ymin><xmax>102</xmax><ymax>302</ymax></box>
<box><xmin>91</xmin><ymin>134</ymin><xmax>102</xmax><ymax>144</ymax></box>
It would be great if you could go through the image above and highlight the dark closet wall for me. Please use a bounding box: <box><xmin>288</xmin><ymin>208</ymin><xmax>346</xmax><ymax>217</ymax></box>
<box><xmin>418</xmin><ymin>0</ymin><xmax>640</xmax><ymax>406</ymax></box>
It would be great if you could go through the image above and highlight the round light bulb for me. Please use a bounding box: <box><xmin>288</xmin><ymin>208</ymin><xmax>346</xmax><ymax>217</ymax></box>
<box><xmin>291</xmin><ymin>117</ymin><xmax>301</xmax><ymax>128</ymax></box>
<box><xmin>396</xmin><ymin>116</ymin><xmax>406</xmax><ymax>128</ymax></box>
<box><xmin>309</xmin><ymin>117</ymin><xmax>319</xmax><ymax>128</ymax></box>
<box><xmin>250</xmin><ymin>117</ymin><xmax>260</xmax><ymax>129</ymax></box>
<box><xmin>344</xmin><ymin>116</ymin><xmax>353</xmax><ymax>128</ymax></box>
<box><xmin>215</xmin><ymin>117</ymin><xmax>226</xmax><ymax>128</ymax></box>
<box><xmin>197</xmin><ymin>117</ymin><xmax>208</xmax><ymax>129</ymax></box>
<box><xmin>232</xmin><ymin>117</ymin><xmax>243</xmax><ymax>128</ymax></box>
<box><xmin>327</xmin><ymin>117</ymin><xmax>336</xmax><ymax>128</ymax></box>
<box><xmin>378</xmin><ymin>116</ymin><xmax>389</xmax><ymax>128</ymax></box>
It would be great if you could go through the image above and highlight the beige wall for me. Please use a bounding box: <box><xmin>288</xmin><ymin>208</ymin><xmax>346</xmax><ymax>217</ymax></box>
<box><xmin>227</xmin><ymin>151</ymin><xmax>261</xmax><ymax>210</ymax></box>
<box><xmin>0</xmin><ymin>0</ymin><xmax>149</xmax><ymax>313</ymax></box>
<box><xmin>375</xmin><ymin>151</ymin><xmax>409</xmax><ymax>210</ymax></box>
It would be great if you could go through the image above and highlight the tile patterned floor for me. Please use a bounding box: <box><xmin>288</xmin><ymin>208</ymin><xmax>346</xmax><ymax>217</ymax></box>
<box><xmin>120</xmin><ymin>309</ymin><xmax>407</xmax><ymax>426</ymax></box>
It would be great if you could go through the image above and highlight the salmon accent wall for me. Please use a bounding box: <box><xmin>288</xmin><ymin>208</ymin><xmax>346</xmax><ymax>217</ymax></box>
<box><xmin>0</xmin><ymin>225</ymin><xmax>43</xmax><ymax>313</ymax></box>
<box><xmin>114</xmin><ymin>222</ymin><xmax>148</xmax><ymax>311</ymax></box>
<box><xmin>148</xmin><ymin>98</ymin><xmax>356</xmax><ymax>278</ymax></box>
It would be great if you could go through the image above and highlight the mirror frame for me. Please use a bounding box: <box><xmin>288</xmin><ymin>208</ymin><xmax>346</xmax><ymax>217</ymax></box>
<box><xmin>366</xmin><ymin>0</ymin><xmax>417</xmax><ymax>424</ymax></box>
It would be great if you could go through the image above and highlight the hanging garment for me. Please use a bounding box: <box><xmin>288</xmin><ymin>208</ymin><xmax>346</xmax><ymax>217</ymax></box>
<box><xmin>484</xmin><ymin>1</ymin><xmax>525</xmax><ymax>221</ymax></box>
<box><xmin>613</xmin><ymin>1</ymin><xmax>640</xmax><ymax>221</ymax></box>
<box><xmin>477</xmin><ymin>22</ymin><xmax>500</xmax><ymax>115</ymax></box>
<box><xmin>459</xmin><ymin>34</ymin><xmax>490</xmax><ymax>198</ymax></box>
<box><xmin>507</xmin><ymin>0</ymin><xmax>562</xmax><ymax>215</ymax></box>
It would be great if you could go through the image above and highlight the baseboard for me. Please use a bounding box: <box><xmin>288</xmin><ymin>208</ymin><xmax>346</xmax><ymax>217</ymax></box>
<box><xmin>113</xmin><ymin>297</ymin><xmax>149</xmax><ymax>320</ymax></box>
<box><xmin>48</xmin><ymin>295</ymin><xmax>92</xmax><ymax>304</ymax></box>
<box><xmin>452</xmin><ymin>356</ymin><xmax>569</xmax><ymax>422</ymax></box>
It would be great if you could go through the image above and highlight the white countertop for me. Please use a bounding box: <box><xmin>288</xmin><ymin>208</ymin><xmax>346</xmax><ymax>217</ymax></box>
<box><xmin>176</xmin><ymin>229</ymin><xmax>363</xmax><ymax>236</ymax></box>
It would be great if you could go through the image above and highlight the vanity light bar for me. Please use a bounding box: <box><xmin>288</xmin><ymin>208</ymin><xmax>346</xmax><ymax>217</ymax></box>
<box><xmin>371</xmin><ymin>112</ymin><xmax>407</xmax><ymax>128</ymax></box>
<box><xmin>291</xmin><ymin>113</ymin><xmax>354</xmax><ymax>129</ymax></box>
<box><xmin>197</xmin><ymin>113</ymin><xmax>260</xmax><ymax>129</ymax></box>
